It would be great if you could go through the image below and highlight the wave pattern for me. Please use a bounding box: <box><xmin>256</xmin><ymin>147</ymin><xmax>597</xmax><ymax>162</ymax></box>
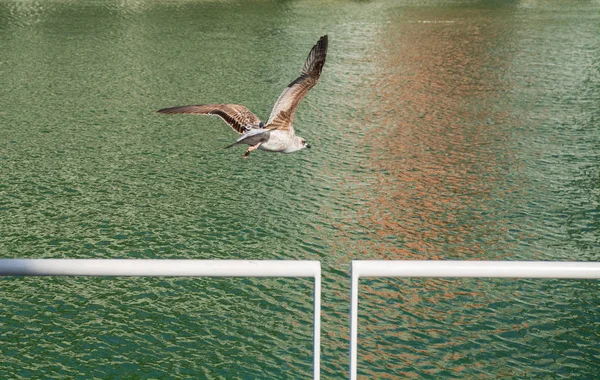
<box><xmin>0</xmin><ymin>1</ymin><xmax>598</xmax><ymax>379</ymax></box>
<box><xmin>340</xmin><ymin>4</ymin><xmax>600</xmax><ymax>379</ymax></box>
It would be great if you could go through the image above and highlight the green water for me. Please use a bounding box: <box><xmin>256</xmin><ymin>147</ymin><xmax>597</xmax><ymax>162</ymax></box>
<box><xmin>1</xmin><ymin>0</ymin><xmax>599</xmax><ymax>378</ymax></box>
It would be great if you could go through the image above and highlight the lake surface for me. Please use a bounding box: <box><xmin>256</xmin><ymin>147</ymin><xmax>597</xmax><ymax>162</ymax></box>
<box><xmin>1</xmin><ymin>0</ymin><xmax>599</xmax><ymax>378</ymax></box>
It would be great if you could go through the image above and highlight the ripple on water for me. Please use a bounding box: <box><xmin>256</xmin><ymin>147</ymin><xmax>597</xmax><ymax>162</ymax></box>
<box><xmin>1</xmin><ymin>1</ymin><xmax>599</xmax><ymax>379</ymax></box>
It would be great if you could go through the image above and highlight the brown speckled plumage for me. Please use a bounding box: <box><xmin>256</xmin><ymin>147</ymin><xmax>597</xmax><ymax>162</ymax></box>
<box><xmin>157</xmin><ymin>35</ymin><xmax>328</xmax><ymax>157</ymax></box>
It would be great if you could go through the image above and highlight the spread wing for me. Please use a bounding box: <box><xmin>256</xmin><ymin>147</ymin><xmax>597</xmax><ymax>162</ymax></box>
<box><xmin>157</xmin><ymin>104</ymin><xmax>263</xmax><ymax>134</ymax></box>
<box><xmin>266</xmin><ymin>35</ymin><xmax>328</xmax><ymax>132</ymax></box>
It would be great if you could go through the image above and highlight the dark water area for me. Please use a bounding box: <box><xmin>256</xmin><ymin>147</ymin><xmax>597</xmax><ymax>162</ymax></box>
<box><xmin>1</xmin><ymin>1</ymin><xmax>598</xmax><ymax>378</ymax></box>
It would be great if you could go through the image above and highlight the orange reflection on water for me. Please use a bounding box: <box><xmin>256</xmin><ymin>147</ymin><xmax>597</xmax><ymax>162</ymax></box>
<box><xmin>351</xmin><ymin>14</ymin><xmax>521</xmax><ymax>261</ymax></box>
<box><xmin>344</xmin><ymin>10</ymin><xmax>528</xmax><ymax>379</ymax></box>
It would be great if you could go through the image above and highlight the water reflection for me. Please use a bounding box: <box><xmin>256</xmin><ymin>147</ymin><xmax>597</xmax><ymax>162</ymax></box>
<box><xmin>354</xmin><ymin>6</ymin><xmax>525</xmax><ymax>261</ymax></box>
<box><xmin>345</xmin><ymin>3</ymin><xmax>600</xmax><ymax>379</ymax></box>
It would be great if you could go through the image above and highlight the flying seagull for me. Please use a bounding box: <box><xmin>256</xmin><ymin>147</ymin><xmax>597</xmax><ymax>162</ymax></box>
<box><xmin>158</xmin><ymin>35</ymin><xmax>328</xmax><ymax>158</ymax></box>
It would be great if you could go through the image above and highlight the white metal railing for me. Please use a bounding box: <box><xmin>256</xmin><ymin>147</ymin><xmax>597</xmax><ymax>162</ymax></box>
<box><xmin>3</xmin><ymin>259</ymin><xmax>600</xmax><ymax>379</ymax></box>
<box><xmin>349</xmin><ymin>260</ymin><xmax>600</xmax><ymax>380</ymax></box>
<box><xmin>0</xmin><ymin>259</ymin><xmax>322</xmax><ymax>380</ymax></box>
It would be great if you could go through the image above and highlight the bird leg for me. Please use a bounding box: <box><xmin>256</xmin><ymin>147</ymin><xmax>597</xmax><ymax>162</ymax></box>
<box><xmin>243</xmin><ymin>142</ymin><xmax>262</xmax><ymax>159</ymax></box>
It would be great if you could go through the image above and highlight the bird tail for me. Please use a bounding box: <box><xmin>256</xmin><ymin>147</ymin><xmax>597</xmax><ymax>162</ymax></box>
<box><xmin>225</xmin><ymin>129</ymin><xmax>269</xmax><ymax>150</ymax></box>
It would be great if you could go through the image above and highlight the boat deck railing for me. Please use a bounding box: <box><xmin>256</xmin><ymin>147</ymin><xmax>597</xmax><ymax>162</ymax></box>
<box><xmin>349</xmin><ymin>260</ymin><xmax>600</xmax><ymax>380</ymax></box>
<box><xmin>1</xmin><ymin>259</ymin><xmax>599</xmax><ymax>380</ymax></box>
<box><xmin>0</xmin><ymin>259</ymin><xmax>322</xmax><ymax>378</ymax></box>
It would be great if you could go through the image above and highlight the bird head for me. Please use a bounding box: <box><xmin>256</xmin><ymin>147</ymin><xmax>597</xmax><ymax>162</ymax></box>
<box><xmin>284</xmin><ymin>136</ymin><xmax>311</xmax><ymax>153</ymax></box>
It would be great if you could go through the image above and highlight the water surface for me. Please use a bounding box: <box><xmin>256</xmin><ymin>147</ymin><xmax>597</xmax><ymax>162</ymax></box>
<box><xmin>1</xmin><ymin>0</ymin><xmax>599</xmax><ymax>378</ymax></box>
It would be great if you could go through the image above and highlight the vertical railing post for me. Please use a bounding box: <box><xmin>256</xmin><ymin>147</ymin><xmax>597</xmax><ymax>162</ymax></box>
<box><xmin>349</xmin><ymin>261</ymin><xmax>359</xmax><ymax>380</ymax></box>
<box><xmin>313</xmin><ymin>266</ymin><xmax>321</xmax><ymax>380</ymax></box>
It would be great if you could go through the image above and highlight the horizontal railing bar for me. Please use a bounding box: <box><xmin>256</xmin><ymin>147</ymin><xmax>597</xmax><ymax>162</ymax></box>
<box><xmin>353</xmin><ymin>260</ymin><xmax>600</xmax><ymax>279</ymax></box>
<box><xmin>0</xmin><ymin>259</ymin><xmax>321</xmax><ymax>278</ymax></box>
<box><xmin>1</xmin><ymin>258</ymin><xmax>322</xmax><ymax>379</ymax></box>
<box><xmin>350</xmin><ymin>260</ymin><xmax>600</xmax><ymax>380</ymax></box>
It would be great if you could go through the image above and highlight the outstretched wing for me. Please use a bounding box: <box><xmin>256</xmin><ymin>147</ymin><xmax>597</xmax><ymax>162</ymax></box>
<box><xmin>157</xmin><ymin>104</ymin><xmax>263</xmax><ymax>134</ymax></box>
<box><xmin>266</xmin><ymin>35</ymin><xmax>328</xmax><ymax>132</ymax></box>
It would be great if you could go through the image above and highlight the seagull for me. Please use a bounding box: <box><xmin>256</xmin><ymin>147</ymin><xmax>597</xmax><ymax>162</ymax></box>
<box><xmin>157</xmin><ymin>35</ymin><xmax>328</xmax><ymax>158</ymax></box>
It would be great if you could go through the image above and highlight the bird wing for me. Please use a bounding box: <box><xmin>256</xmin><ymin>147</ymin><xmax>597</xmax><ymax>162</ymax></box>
<box><xmin>157</xmin><ymin>104</ymin><xmax>263</xmax><ymax>134</ymax></box>
<box><xmin>266</xmin><ymin>35</ymin><xmax>328</xmax><ymax>132</ymax></box>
